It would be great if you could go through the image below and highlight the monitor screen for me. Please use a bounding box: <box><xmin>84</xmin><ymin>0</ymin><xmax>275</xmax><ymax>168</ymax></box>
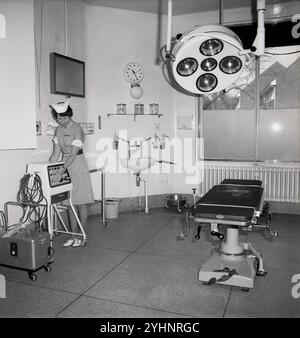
<box><xmin>50</xmin><ymin>52</ymin><xmax>85</xmax><ymax>98</ymax></box>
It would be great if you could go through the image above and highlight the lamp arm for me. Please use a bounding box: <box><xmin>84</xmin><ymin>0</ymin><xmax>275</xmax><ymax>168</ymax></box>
<box><xmin>166</xmin><ymin>0</ymin><xmax>173</xmax><ymax>58</ymax></box>
<box><xmin>246</xmin><ymin>0</ymin><xmax>266</xmax><ymax>56</ymax></box>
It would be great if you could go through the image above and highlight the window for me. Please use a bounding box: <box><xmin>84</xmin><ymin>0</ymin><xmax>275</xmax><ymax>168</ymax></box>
<box><xmin>200</xmin><ymin>46</ymin><xmax>300</xmax><ymax>161</ymax></box>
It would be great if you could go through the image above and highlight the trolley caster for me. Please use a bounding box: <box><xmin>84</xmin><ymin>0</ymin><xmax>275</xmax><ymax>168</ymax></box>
<box><xmin>184</xmin><ymin>204</ymin><xmax>190</xmax><ymax>209</ymax></box>
<box><xmin>240</xmin><ymin>287</ymin><xmax>250</xmax><ymax>292</ymax></box>
<box><xmin>164</xmin><ymin>205</ymin><xmax>170</xmax><ymax>209</ymax></box>
<box><xmin>256</xmin><ymin>270</ymin><xmax>268</xmax><ymax>277</ymax></box>
<box><xmin>103</xmin><ymin>221</ymin><xmax>108</xmax><ymax>227</ymax></box>
<box><xmin>29</xmin><ymin>272</ymin><xmax>37</xmax><ymax>281</ymax></box>
<box><xmin>44</xmin><ymin>265</ymin><xmax>52</xmax><ymax>273</ymax></box>
<box><xmin>177</xmin><ymin>208</ymin><xmax>182</xmax><ymax>213</ymax></box>
<box><xmin>203</xmin><ymin>280</ymin><xmax>215</xmax><ymax>286</ymax></box>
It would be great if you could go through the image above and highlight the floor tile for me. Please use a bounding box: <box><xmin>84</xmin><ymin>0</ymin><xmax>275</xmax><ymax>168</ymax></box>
<box><xmin>0</xmin><ymin>281</ymin><xmax>78</xmax><ymax>318</ymax></box>
<box><xmin>105</xmin><ymin>210</ymin><xmax>177</xmax><ymax>228</ymax></box>
<box><xmin>84</xmin><ymin>218</ymin><xmax>164</xmax><ymax>251</ymax></box>
<box><xmin>225</xmin><ymin>268</ymin><xmax>300</xmax><ymax>317</ymax></box>
<box><xmin>0</xmin><ymin>209</ymin><xmax>299</xmax><ymax>318</ymax></box>
<box><xmin>245</xmin><ymin>213</ymin><xmax>300</xmax><ymax>273</ymax></box>
<box><xmin>245</xmin><ymin>236</ymin><xmax>300</xmax><ymax>273</ymax></box>
<box><xmin>0</xmin><ymin>244</ymin><xmax>130</xmax><ymax>294</ymax></box>
<box><xmin>85</xmin><ymin>253</ymin><xmax>230</xmax><ymax>317</ymax></box>
<box><xmin>137</xmin><ymin>225</ymin><xmax>215</xmax><ymax>262</ymax></box>
<box><xmin>57</xmin><ymin>295</ymin><xmax>191</xmax><ymax>318</ymax></box>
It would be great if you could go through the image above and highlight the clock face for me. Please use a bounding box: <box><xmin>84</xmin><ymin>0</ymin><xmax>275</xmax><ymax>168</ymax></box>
<box><xmin>123</xmin><ymin>62</ymin><xmax>144</xmax><ymax>84</ymax></box>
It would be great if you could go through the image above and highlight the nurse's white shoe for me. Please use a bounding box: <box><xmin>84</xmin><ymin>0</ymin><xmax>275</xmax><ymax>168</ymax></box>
<box><xmin>72</xmin><ymin>238</ymin><xmax>86</xmax><ymax>247</ymax></box>
<box><xmin>62</xmin><ymin>238</ymin><xmax>76</xmax><ymax>247</ymax></box>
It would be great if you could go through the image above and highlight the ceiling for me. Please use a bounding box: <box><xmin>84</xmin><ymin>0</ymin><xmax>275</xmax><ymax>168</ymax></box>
<box><xmin>82</xmin><ymin>0</ymin><xmax>291</xmax><ymax>16</ymax></box>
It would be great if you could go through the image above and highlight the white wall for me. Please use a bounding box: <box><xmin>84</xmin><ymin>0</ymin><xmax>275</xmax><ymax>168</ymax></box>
<box><xmin>0</xmin><ymin>1</ymin><xmax>176</xmax><ymax>211</ymax></box>
<box><xmin>0</xmin><ymin>0</ymin><xmax>86</xmax><ymax>211</ymax></box>
<box><xmin>83</xmin><ymin>5</ymin><xmax>176</xmax><ymax>198</ymax></box>
<box><xmin>0</xmin><ymin>0</ymin><xmax>36</xmax><ymax>150</ymax></box>
<box><xmin>34</xmin><ymin>0</ymin><xmax>86</xmax><ymax>154</ymax></box>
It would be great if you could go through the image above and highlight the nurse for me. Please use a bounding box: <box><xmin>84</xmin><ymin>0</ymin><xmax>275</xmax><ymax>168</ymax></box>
<box><xmin>49</xmin><ymin>101</ymin><xmax>94</xmax><ymax>247</ymax></box>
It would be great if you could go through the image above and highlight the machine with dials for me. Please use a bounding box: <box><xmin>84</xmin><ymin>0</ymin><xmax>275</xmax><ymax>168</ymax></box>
<box><xmin>26</xmin><ymin>162</ymin><xmax>86</xmax><ymax>242</ymax></box>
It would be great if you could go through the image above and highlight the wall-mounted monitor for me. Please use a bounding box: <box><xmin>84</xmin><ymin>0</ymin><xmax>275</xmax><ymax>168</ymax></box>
<box><xmin>50</xmin><ymin>52</ymin><xmax>85</xmax><ymax>98</ymax></box>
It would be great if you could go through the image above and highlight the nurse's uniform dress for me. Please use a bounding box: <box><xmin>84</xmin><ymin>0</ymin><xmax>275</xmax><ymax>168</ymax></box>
<box><xmin>53</xmin><ymin>120</ymin><xmax>94</xmax><ymax>205</ymax></box>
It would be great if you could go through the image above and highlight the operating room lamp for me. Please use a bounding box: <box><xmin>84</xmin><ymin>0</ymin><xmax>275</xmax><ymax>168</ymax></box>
<box><xmin>166</xmin><ymin>0</ymin><xmax>266</xmax><ymax>95</ymax></box>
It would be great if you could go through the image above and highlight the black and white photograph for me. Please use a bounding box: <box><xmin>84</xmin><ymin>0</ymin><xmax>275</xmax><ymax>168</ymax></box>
<box><xmin>0</xmin><ymin>0</ymin><xmax>300</xmax><ymax>325</ymax></box>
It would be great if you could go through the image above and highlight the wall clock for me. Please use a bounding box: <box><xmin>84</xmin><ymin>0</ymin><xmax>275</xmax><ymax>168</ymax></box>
<box><xmin>123</xmin><ymin>62</ymin><xmax>144</xmax><ymax>85</ymax></box>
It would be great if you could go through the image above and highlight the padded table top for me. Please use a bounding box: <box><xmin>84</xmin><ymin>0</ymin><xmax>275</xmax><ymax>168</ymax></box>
<box><xmin>191</xmin><ymin>205</ymin><xmax>255</xmax><ymax>222</ymax></box>
<box><xmin>221</xmin><ymin>179</ymin><xmax>263</xmax><ymax>187</ymax></box>
<box><xmin>191</xmin><ymin>184</ymin><xmax>264</xmax><ymax>223</ymax></box>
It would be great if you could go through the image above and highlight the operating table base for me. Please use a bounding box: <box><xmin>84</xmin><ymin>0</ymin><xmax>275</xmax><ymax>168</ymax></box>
<box><xmin>198</xmin><ymin>248</ymin><xmax>256</xmax><ymax>290</ymax></box>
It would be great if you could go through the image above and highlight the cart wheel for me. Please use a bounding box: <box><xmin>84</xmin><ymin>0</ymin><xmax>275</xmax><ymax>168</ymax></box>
<box><xmin>29</xmin><ymin>273</ymin><xmax>37</xmax><ymax>281</ymax></box>
<box><xmin>44</xmin><ymin>265</ymin><xmax>52</xmax><ymax>273</ymax></box>
<box><xmin>103</xmin><ymin>221</ymin><xmax>108</xmax><ymax>227</ymax></box>
<box><xmin>202</xmin><ymin>282</ymin><xmax>211</xmax><ymax>286</ymax></box>
<box><xmin>165</xmin><ymin>205</ymin><xmax>170</xmax><ymax>209</ymax></box>
<box><xmin>184</xmin><ymin>204</ymin><xmax>190</xmax><ymax>209</ymax></box>
<box><xmin>177</xmin><ymin>208</ymin><xmax>182</xmax><ymax>213</ymax></box>
<box><xmin>240</xmin><ymin>287</ymin><xmax>250</xmax><ymax>292</ymax></box>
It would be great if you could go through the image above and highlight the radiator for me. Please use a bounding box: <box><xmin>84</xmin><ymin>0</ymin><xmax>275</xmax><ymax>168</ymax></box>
<box><xmin>200</xmin><ymin>165</ymin><xmax>300</xmax><ymax>203</ymax></box>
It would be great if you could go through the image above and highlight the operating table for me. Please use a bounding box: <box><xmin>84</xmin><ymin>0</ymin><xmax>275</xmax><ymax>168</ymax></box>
<box><xmin>183</xmin><ymin>179</ymin><xmax>277</xmax><ymax>290</ymax></box>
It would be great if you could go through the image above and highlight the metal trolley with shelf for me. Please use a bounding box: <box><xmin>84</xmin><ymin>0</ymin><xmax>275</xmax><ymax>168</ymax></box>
<box><xmin>88</xmin><ymin>167</ymin><xmax>107</xmax><ymax>227</ymax></box>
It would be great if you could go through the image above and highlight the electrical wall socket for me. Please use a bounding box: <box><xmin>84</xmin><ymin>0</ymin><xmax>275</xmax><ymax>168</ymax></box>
<box><xmin>36</xmin><ymin>121</ymin><xmax>42</xmax><ymax>136</ymax></box>
<box><xmin>80</xmin><ymin>122</ymin><xmax>95</xmax><ymax>135</ymax></box>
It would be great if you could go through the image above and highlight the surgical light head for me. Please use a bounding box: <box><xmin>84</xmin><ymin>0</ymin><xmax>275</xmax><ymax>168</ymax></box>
<box><xmin>170</xmin><ymin>25</ymin><xmax>247</xmax><ymax>95</ymax></box>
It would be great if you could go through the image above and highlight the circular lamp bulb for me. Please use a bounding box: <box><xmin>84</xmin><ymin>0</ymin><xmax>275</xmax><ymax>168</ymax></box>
<box><xmin>200</xmin><ymin>39</ymin><xmax>223</xmax><ymax>56</ymax></box>
<box><xmin>177</xmin><ymin>58</ymin><xmax>198</xmax><ymax>76</ymax></box>
<box><xmin>196</xmin><ymin>74</ymin><xmax>217</xmax><ymax>92</ymax></box>
<box><xmin>220</xmin><ymin>56</ymin><xmax>242</xmax><ymax>74</ymax></box>
<box><xmin>130</xmin><ymin>84</ymin><xmax>144</xmax><ymax>99</ymax></box>
<box><xmin>201</xmin><ymin>58</ymin><xmax>217</xmax><ymax>71</ymax></box>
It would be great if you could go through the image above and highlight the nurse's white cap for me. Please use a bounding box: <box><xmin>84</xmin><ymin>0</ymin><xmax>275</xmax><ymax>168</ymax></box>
<box><xmin>49</xmin><ymin>101</ymin><xmax>69</xmax><ymax>114</ymax></box>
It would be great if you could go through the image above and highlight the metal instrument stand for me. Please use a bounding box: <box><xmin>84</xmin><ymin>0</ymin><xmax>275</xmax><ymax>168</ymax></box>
<box><xmin>88</xmin><ymin>167</ymin><xmax>107</xmax><ymax>226</ymax></box>
<box><xmin>50</xmin><ymin>195</ymin><xmax>87</xmax><ymax>242</ymax></box>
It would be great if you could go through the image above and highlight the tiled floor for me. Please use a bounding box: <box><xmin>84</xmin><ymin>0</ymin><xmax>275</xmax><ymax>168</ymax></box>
<box><xmin>0</xmin><ymin>209</ymin><xmax>299</xmax><ymax>318</ymax></box>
